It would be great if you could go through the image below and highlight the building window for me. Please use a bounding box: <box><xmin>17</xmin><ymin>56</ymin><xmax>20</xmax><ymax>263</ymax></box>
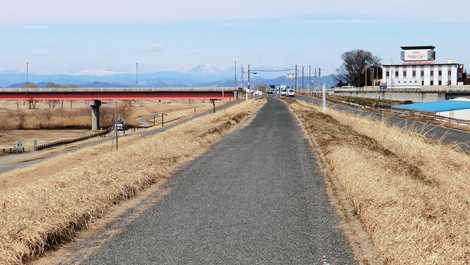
<box><xmin>412</xmin><ymin>71</ymin><xmax>416</xmax><ymax>77</ymax></box>
<box><xmin>430</xmin><ymin>81</ymin><xmax>434</xmax><ymax>86</ymax></box>
<box><xmin>403</xmin><ymin>71</ymin><xmax>407</xmax><ymax>77</ymax></box>
<box><xmin>386</xmin><ymin>71</ymin><xmax>390</xmax><ymax>77</ymax></box>
<box><xmin>438</xmin><ymin>70</ymin><xmax>442</xmax><ymax>76</ymax></box>
<box><xmin>395</xmin><ymin>71</ymin><xmax>399</xmax><ymax>77</ymax></box>
<box><xmin>421</xmin><ymin>71</ymin><xmax>424</xmax><ymax>77</ymax></box>
<box><xmin>438</xmin><ymin>80</ymin><xmax>442</xmax><ymax>85</ymax></box>
<box><xmin>422</xmin><ymin>81</ymin><xmax>425</xmax><ymax>86</ymax></box>
<box><xmin>448</xmin><ymin>70</ymin><xmax>452</xmax><ymax>76</ymax></box>
<box><xmin>430</xmin><ymin>70</ymin><xmax>434</xmax><ymax>76</ymax></box>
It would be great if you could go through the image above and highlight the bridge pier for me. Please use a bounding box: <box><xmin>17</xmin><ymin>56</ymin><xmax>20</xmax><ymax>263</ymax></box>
<box><xmin>91</xmin><ymin>100</ymin><xmax>102</xmax><ymax>131</ymax></box>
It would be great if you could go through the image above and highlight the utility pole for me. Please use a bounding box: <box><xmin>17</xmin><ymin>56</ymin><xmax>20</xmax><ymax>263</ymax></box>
<box><xmin>318</xmin><ymin>67</ymin><xmax>322</xmax><ymax>90</ymax></box>
<box><xmin>241</xmin><ymin>65</ymin><xmax>245</xmax><ymax>89</ymax></box>
<box><xmin>314</xmin><ymin>68</ymin><xmax>317</xmax><ymax>89</ymax></box>
<box><xmin>301</xmin><ymin>66</ymin><xmax>305</xmax><ymax>92</ymax></box>
<box><xmin>247</xmin><ymin>64</ymin><xmax>251</xmax><ymax>91</ymax></box>
<box><xmin>308</xmin><ymin>65</ymin><xmax>312</xmax><ymax>91</ymax></box>
<box><xmin>26</xmin><ymin>62</ymin><xmax>30</xmax><ymax>84</ymax></box>
<box><xmin>294</xmin><ymin>64</ymin><xmax>298</xmax><ymax>90</ymax></box>
<box><xmin>234</xmin><ymin>60</ymin><xmax>238</xmax><ymax>88</ymax></box>
<box><xmin>135</xmin><ymin>62</ymin><xmax>139</xmax><ymax>86</ymax></box>
<box><xmin>247</xmin><ymin>64</ymin><xmax>251</xmax><ymax>101</ymax></box>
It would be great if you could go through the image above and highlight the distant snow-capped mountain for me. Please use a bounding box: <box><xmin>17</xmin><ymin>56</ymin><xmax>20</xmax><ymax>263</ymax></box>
<box><xmin>189</xmin><ymin>64</ymin><xmax>226</xmax><ymax>75</ymax></box>
<box><xmin>0</xmin><ymin>67</ymin><xmax>336</xmax><ymax>88</ymax></box>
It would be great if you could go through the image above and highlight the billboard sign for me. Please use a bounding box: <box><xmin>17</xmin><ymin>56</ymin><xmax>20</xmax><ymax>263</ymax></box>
<box><xmin>401</xmin><ymin>49</ymin><xmax>435</xmax><ymax>62</ymax></box>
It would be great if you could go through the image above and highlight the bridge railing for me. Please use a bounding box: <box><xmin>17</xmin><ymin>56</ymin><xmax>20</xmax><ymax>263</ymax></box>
<box><xmin>0</xmin><ymin>87</ymin><xmax>237</xmax><ymax>93</ymax></box>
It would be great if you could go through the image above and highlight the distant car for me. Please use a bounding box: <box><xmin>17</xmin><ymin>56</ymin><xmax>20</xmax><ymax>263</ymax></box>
<box><xmin>267</xmin><ymin>85</ymin><xmax>275</xmax><ymax>94</ymax></box>
<box><xmin>287</xmin><ymin>89</ymin><xmax>296</xmax><ymax>97</ymax></box>
<box><xmin>253</xmin><ymin>90</ymin><xmax>263</xmax><ymax>97</ymax></box>
<box><xmin>280</xmin><ymin>85</ymin><xmax>288</xmax><ymax>97</ymax></box>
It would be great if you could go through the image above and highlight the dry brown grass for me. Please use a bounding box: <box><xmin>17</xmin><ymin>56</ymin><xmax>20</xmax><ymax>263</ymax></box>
<box><xmin>0</xmin><ymin>99</ymin><xmax>265</xmax><ymax>265</ymax></box>
<box><xmin>288</xmin><ymin>100</ymin><xmax>470</xmax><ymax>265</ymax></box>
<box><xmin>0</xmin><ymin>103</ymin><xmax>130</xmax><ymax>130</ymax></box>
<box><xmin>0</xmin><ymin>100</ymin><xmax>217</xmax><ymax>130</ymax></box>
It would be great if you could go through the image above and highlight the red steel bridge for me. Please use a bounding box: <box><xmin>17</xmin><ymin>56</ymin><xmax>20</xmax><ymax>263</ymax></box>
<box><xmin>0</xmin><ymin>87</ymin><xmax>238</xmax><ymax>130</ymax></box>
<box><xmin>0</xmin><ymin>87</ymin><xmax>236</xmax><ymax>101</ymax></box>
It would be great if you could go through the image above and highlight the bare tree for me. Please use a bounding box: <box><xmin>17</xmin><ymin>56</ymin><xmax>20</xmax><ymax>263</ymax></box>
<box><xmin>336</xmin><ymin>50</ymin><xmax>381</xmax><ymax>87</ymax></box>
<box><xmin>25</xmin><ymin>82</ymin><xmax>38</xmax><ymax>109</ymax></box>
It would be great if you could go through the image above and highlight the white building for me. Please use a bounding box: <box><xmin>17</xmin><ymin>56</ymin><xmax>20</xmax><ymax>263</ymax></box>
<box><xmin>381</xmin><ymin>46</ymin><xmax>464</xmax><ymax>88</ymax></box>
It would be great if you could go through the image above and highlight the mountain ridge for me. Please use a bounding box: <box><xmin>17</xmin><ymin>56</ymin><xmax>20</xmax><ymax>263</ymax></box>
<box><xmin>0</xmin><ymin>71</ymin><xmax>336</xmax><ymax>88</ymax></box>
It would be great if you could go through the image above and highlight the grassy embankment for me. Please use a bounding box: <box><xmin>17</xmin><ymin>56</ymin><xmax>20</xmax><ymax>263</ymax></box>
<box><xmin>287</xmin><ymin>99</ymin><xmax>470</xmax><ymax>265</ymax></box>
<box><xmin>0</xmin><ymin>99</ymin><xmax>265</xmax><ymax>265</ymax></box>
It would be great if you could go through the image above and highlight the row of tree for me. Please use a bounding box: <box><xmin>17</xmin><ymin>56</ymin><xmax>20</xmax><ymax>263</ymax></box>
<box><xmin>24</xmin><ymin>82</ymin><xmax>80</xmax><ymax>89</ymax></box>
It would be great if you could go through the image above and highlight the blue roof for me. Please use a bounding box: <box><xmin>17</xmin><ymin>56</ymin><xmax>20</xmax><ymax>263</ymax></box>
<box><xmin>393</xmin><ymin>100</ymin><xmax>470</xmax><ymax>113</ymax></box>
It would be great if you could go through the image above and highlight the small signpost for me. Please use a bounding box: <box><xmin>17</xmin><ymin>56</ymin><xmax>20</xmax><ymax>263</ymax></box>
<box><xmin>210</xmin><ymin>99</ymin><xmax>217</xmax><ymax>113</ymax></box>
<box><xmin>113</xmin><ymin>125</ymin><xmax>119</xmax><ymax>151</ymax></box>
<box><xmin>153</xmin><ymin>112</ymin><xmax>158</xmax><ymax>127</ymax></box>
<box><xmin>161</xmin><ymin>113</ymin><xmax>169</xmax><ymax>128</ymax></box>
<box><xmin>112</xmin><ymin>118</ymin><xmax>127</xmax><ymax>151</ymax></box>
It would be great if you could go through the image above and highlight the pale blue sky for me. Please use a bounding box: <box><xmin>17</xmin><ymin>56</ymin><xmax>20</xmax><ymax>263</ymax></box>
<box><xmin>1</xmin><ymin>0</ymin><xmax>469</xmax><ymax>75</ymax></box>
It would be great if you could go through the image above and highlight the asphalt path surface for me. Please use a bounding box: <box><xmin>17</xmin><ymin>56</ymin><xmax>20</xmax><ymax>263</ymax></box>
<box><xmin>80</xmin><ymin>98</ymin><xmax>356</xmax><ymax>265</ymax></box>
<box><xmin>297</xmin><ymin>95</ymin><xmax>470</xmax><ymax>152</ymax></box>
<box><xmin>0</xmin><ymin>100</ymin><xmax>240</xmax><ymax>175</ymax></box>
